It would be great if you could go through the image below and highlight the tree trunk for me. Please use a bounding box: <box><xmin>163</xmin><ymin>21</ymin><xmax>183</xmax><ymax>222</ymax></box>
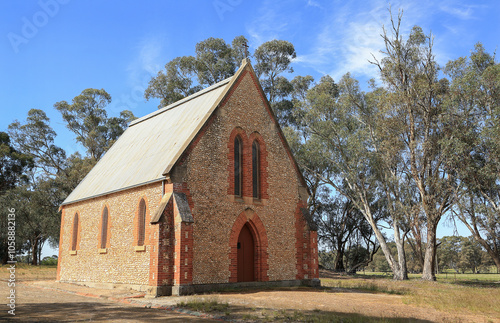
<box><xmin>393</xmin><ymin>226</ymin><xmax>409</xmax><ymax>280</ymax></box>
<box><xmin>421</xmin><ymin>223</ymin><xmax>438</xmax><ymax>281</ymax></box>
<box><xmin>31</xmin><ymin>239</ymin><xmax>38</xmax><ymax>266</ymax></box>
<box><xmin>411</xmin><ymin>223</ymin><xmax>425</xmax><ymax>270</ymax></box>
<box><xmin>334</xmin><ymin>246</ymin><xmax>345</xmax><ymax>272</ymax></box>
<box><xmin>1</xmin><ymin>243</ymin><xmax>8</xmax><ymax>264</ymax></box>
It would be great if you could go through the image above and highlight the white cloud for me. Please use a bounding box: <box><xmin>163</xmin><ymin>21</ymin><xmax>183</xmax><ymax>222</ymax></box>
<box><xmin>127</xmin><ymin>35</ymin><xmax>166</xmax><ymax>87</ymax></box>
<box><xmin>246</xmin><ymin>0</ymin><xmax>302</xmax><ymax>47</ymax></box>
<box><xmin>306</xmin><ymin>0</ymin><xmax>322</xmax><ymax>9</ymax></box>
<box><xmin>295</xmin><ymin>0</ymin><xmax>395</xmax><ymax>81</ymax></box>
<box><xmin>245</xmin><ymin>0</ymin><xmax>488</xmax><ymax>84</ymax></box>
<box><xmin>439</xmin><ymin>4</ymin><xmax>475</xmax><ymax>20</ymax></box>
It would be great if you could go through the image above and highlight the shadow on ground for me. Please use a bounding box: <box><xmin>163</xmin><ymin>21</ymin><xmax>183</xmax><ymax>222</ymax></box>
<box><xmin>3</xmin><ymin>302</ymin><xmax>212</xmax><ymax>322</ymax></box>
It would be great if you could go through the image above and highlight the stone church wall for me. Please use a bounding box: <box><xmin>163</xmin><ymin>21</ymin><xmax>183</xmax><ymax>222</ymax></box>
<box><xmin>57</xmin><ymin>183</ymin><xmax>163</xmax><ymax>289</ymax></box>
<box><xmin>171</xmin><ymin>68</ymin><xmax>318</xmax><ymax>285</ymax></box>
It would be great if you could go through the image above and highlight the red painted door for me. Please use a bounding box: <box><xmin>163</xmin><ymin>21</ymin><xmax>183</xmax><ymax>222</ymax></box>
<box><xmin>237</xmin><ymin>224</ymin><xmax>255</xmax><ymax>282</ymax></box>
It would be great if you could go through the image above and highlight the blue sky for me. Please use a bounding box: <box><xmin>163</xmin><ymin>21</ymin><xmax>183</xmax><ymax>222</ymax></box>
<box><xmin>1</xmin><ymin>0</ymin><xmax>499</xmax><ymax>253</ymax></box>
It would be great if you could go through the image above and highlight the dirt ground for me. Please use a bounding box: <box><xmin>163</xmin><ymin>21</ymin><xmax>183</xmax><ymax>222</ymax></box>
<box><xmin>0</xmin><ymin>272</ymin><xmax>498</xmax><ymax>322</ymax></box>
<box><xmin>0</xmin><ymin>280</ymin><xmax>216</xmax><ymax>322</ymax></box>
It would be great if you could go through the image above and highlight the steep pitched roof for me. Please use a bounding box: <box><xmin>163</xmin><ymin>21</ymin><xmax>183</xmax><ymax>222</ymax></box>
<box><xmin>62</xmin><ymin>77</ymin><xmax>231</xmax><ymax>205</ymax></box>
<box><xmin>62</xmin><ymin>59</ymin><xmax>307</xmax><ymax>206</ymax></box>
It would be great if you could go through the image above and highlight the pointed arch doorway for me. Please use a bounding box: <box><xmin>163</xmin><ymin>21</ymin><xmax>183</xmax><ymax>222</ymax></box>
<box><xmin>237</xmin><ymin>224</ymin><xmax>255</xmax><ymax>282</ymax></box>
<box><xmin>229</xmin><ymin>210</ymin><xmax>269</xmax><ymax>283</ymax></box>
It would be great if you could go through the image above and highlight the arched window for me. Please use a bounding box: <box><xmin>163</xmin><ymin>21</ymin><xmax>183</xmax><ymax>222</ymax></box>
<box><xmin>137</xmin><ymin>199</ymin><xmax>146</xmax><ymax>246</ymax></box>
<box><xmin>234</xmin><ymin>136</ymin><xmax>242</xmax><ymax>196</ymax></box>
<box><xmin>71</xmin><ymin>213</ymin><xmax>79</xmax><ymax>251</ymax></box>
<box><xmin>252</xmin><ymin>140</ymin><xmax>260</xmax><ymax>199</ymax></box>
<box><xmin>100</xmin><ymin>207</ymin><xmax>108</xmax><ymax>249</ymax></box>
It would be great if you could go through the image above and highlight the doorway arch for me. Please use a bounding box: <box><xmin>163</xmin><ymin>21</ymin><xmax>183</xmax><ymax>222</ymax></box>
<box><xmin>229</xmin><ymin>209</ymin><xmax>269</xmax><ymax>283</ymax></box>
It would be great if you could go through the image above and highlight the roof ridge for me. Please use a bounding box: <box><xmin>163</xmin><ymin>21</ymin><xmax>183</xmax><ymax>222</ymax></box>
<box><xmin>129</xmin><ymin>77</ymin><xmax>232</xmax><ymax>127</ymax></box>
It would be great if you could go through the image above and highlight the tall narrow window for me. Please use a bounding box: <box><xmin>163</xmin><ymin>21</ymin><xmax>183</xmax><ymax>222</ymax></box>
<box><xmin>137</xmin><ymin>199</ymin><xmax>146</xmax><ymax>246</ymax></box>
<box><xmin>71</xmin><ymin>213</ymin><xmax>79</xmax><ymax>251</ymax></box>
<box><xmin>100</xmin><ymin>207</ymin><xmax>108</xmax><ymax>249</ymax></box>
<box><xmin>234</xmin><ymin>136</ymin><xmax>242</xmax><ymax>196</ymax></box>
<box><xmin>252</xmin><ymin>140</ymin><xmax>260</xmax><ymax>199</ymax></box>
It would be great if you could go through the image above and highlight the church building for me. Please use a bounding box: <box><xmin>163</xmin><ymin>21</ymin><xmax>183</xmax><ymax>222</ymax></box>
<box><xmin>56</xmin><ymin>59</ymin><xmax>319</xmax><ymax>296</ymax></box>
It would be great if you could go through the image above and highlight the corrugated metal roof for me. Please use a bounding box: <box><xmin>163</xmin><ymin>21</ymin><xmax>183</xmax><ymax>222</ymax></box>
<box><xmin>62</xmin><ymin>77</ymin><xmax>232</xmax><ymax>205</ymax></box>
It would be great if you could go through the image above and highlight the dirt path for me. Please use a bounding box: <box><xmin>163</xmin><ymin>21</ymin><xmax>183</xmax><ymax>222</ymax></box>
<box><xmin>0</xmin><ymin>280</ymin><xmax>216</xmax><ymax>322</ymax></box>
<box><xmin>212</xmin><ymin>288</ymin><xmax>497</xmax><ymax>322</ymax></box>
<box><xmin>1</xmin><ymin>279</ymin><xmax>497</xmax><ymax>322</ymax></box>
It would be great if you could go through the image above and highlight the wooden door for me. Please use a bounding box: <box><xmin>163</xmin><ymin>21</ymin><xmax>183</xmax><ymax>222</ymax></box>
<box><xmin>237</xmin><ymin>224</ymin><xmax>255</xmax><ymax>282</ymax></box>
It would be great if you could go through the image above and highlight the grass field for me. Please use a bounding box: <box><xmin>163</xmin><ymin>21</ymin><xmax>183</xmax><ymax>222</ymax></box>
<box><xmin>0</xmin><ymin>263</ymin><xmax>57</xmax><ymax>281</ymax></box>
<box><xmin>321</xmin><ymin>272</ymin><xmax>500</xmax><ymax>317</ymax></box>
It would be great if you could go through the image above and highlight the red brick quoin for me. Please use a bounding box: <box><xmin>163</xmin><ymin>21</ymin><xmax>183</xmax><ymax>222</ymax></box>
<box><xmin>295</xmin><ymin>201</ymin><xmax>319</xmax><ymax>280</ymax></box>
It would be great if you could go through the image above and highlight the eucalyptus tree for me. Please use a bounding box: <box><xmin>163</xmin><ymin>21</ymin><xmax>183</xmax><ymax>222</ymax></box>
<box><xmin>0</xmin><ymin>131</ymin><xmax>33</xmax><ymax>193</ymax></box>
<box><xmin>443</xmin><ymin>44</ymin><xmax>500</xmax><ymax>270</ymax></box>
<box><xmin>8</xmin><ymin>109</ymin><xmax>66</xmax><ymax>176</ymax></box>
<box><xmin>55</xmin><ymin>88</ymin><xmax>136</xmax><ymax>161</ymax></box>
<box><xmin>294</xmin><ymin>73</ymin><xmax>410</xmax><ymax>280</ymax></box>
<box><xmin>371</xmin><ymin>12</ymin><xmax>453</xmax><ymax>280</ymax></box>
<box><xmin>254</xmin><ymin>39</ymin><xmax>296</xmax><ymax>104</ymax></box>
<box><xmin>144</xmin><ymin>36</ymin><xmax>298</xmax><ymax>118</ymax></box>
<box><xmin>0</xmin><ymin>132</ymin><xmax>33</xmax><ymax>264</ymax></box>
<box><xmin>145</xmin><ymin>36</ymin><xmax>249</xmax><ymax>109</ymax></box>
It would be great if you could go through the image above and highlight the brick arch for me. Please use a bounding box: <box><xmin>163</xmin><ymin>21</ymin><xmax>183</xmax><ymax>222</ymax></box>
<box><xmin>228</xmin><ymin>209</ymin><xmax>269</xmax><ymax>282</ymax></box>
<box><xmin>248</xmin><ymin>132</ymin><xmax>269</xmax><ymax>200</ymax></box>
<box><xmin>227</xmin><ymin>127</ymin><xmax>250</xmax><ymax>196</ymax></box>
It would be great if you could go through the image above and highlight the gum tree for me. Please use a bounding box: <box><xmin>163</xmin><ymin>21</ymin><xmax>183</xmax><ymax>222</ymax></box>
<box><xmin>371</xmin><ymin>12</ymin><xmax>453</xmax><ymax>280</ymax></box>
<box><xmin>443</xmin><ymin>44</ymin><xmax>500</xmax><ymax>270</ymax></box>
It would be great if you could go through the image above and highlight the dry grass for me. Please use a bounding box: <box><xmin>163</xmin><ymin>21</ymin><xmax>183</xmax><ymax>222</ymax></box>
<box><xmin>321</xmin><ymin>274</ymin><xmax>500</xmax><ymax>317</ymax></box>
<box><xmin>402</xmin><ymin>280</ymin><xmax>500</xmax><ymax>315</ymax></box>
<box><xmin>176</xmin><ymin>296</ymin><xmax>230</xmax><ymax>315</ymax></box>
<box><xmin>0</xmin><ymin>264</ymin><xmax>57</xmax><ymax>281</ymax></box>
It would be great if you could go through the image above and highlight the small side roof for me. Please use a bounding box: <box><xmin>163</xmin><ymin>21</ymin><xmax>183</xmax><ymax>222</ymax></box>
<box><xmin>62</xmin><ymin>76</ymin><xmax>232</xmax><ymax>205</ymax></box>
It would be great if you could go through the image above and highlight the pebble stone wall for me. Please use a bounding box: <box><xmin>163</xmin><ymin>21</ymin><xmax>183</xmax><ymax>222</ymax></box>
<box><xmin>57</xmin><ymin>183</ymin><xmax>163</xmax><ymax>288</ymax></box>
<box><xmin>171</xmin><ymin>66</ymin><xmax>319</xmax><ymax>285</ymax></box>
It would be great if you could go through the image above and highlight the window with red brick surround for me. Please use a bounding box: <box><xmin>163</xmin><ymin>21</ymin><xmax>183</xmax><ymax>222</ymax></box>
<box><xmin>248</xmin><ymin>132</ymin><xmax>269</xmax><ymax>200</ymax></box>
<box><xmin>228</xmin><ymin>128</ymin><xmax>248</xmax><ymax>197</ymax></box>
<box><xmin>228</xmin><ymin>129</ymin><xmax>268</xmax><ymax>200</ymax></box>
<box><xmin>252</xmin><ymin>140</ymin><xmax>260</xmax><ymax>198</ymax></box>
<box><xmin>100</xmin><ymin>207</ymin><xmax>109</xmax><ymax>249</ymax></box>
<box><xmin>234</xmin><ymin>136</ymin><xmax>243</xmax><ymax>196</ymax></box>
<box><xmin>71</xmin><ymin>213</ymin><xmax>79</xmax><ymax>251</ymax></box>
<box><xmin>137</xmin><ymin>199</ymin><xmax>146</xmax><ymax>246</ymax></box>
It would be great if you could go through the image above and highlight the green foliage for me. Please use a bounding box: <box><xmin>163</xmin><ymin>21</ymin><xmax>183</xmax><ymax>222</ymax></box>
<box><xmin>40</xmin><ymin>255</ymin><xmax>58</xmax><ymax>266</ymax></box>
<box><xmin>145</xmin><ymin>36</ymin><xmax>248</xmax><ymax>108</ymax></box>
<box><xmin>144</xmin><ymin>35</ymin><xmax>298</xmax><ymax>120</ymax></box>
<box><xmin>195</xmin><ymin>37</ymin><xmax>236</xmax><ymax>86</ymax></box>
<box><xmin>254</xmin><ymin>39</ymin><xmax>296</xmax><ymax>104</ymax></box>
<box><xmin>0</xmin><ymin>132</ymin><xmax>33</xmax><ymax>193</ymax></box>
<box><xmin>144</xmin><ymin>56</ymin><xmax>201</xmax><ymax>107</ymax></box>
<box><xmin>441</xmin><ymin>43</ymin><xmax>500</xmax><ymax>270</ymax></box>
<box><xmin>8</xmin><ymin>109</ymin><xmax>66</xmax><ymax>176</ymax></box>
<box><xmin>54</xmin><ymin>88</ymin><xmax>136</xmax><ymax>160</ymax></box>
